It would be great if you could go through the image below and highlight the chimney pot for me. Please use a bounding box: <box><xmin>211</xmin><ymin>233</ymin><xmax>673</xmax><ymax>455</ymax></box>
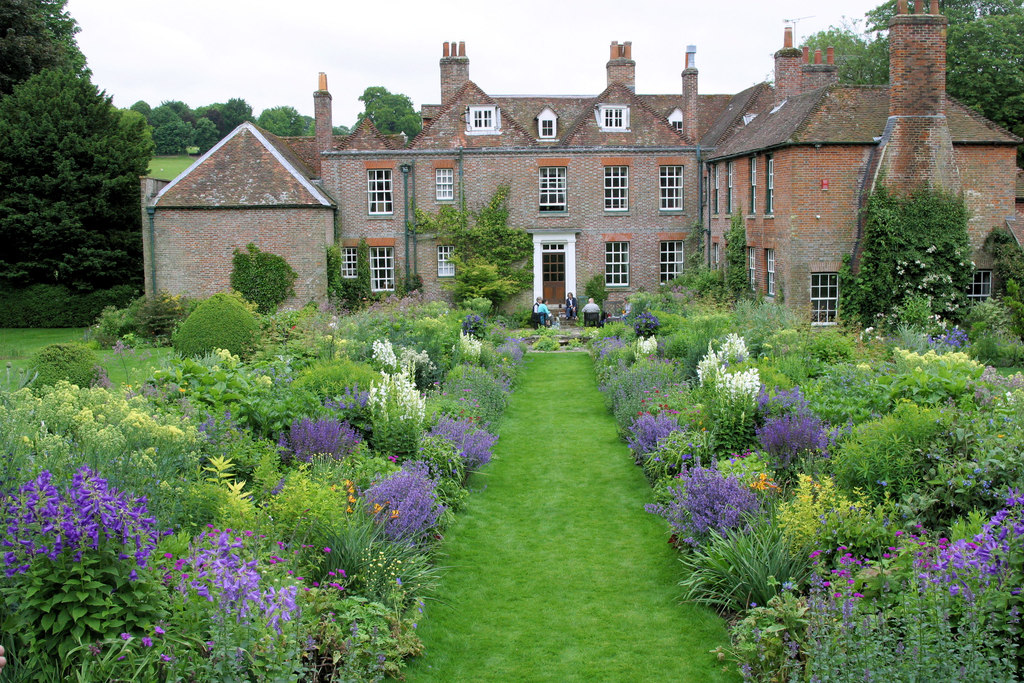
<box><xmin>826</xmin><ymin>46</ymin><xmax>835</xmax><ymax>64</ymax></box>
<box><xmin>458</xmin><ymin>41</ymin><xmax>465</xmax><ymax>57</ymax></box>
<box><xmin>930</xmin><ymin>0</ymin><xmax>939</xmax><ymax>12</ymax></box>
<box><xmin>814</xmin><ymin>48</ymin><xmax>822</xmax><ymax>64</ymax></box>
<box><xmin>610</xmin><ymin>41</ymin><xmax>618</xmax><ymax>59</ymax></box>
<box><xmin>317</xmin><ymin>72</ymin><xmax>327</xmax><ymax>91</ymax></box>
<box><xmin>623</xmin><ymin>41</ymin><xmax>632</xmax><ymax>59</ymax></box>
<box><xmin>443</xmin><ymin>42</ymin><xmax>450</xmax><ymax>57</ymax></box>
<box><xmin>914</xmin><ymin>0</ymin><xmax>924</xmax><ymax>12</ymax></box>
<box><xmin>897</xmin><ymin>0</ymin><xmax>907</xmax><ymax>12</ymax></box>
<box><xmin>784</xmin><ymin>26</ymin><xmax>793</xmax><ymax>48</ymax></box>
<box><xmin>802</xmin><ymin>46</ymin><xmax>810</xmax><ymax>63</ymax></box>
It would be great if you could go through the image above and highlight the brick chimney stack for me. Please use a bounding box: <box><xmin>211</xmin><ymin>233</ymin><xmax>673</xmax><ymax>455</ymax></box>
<box><xmin>875</xmin><ymin>0</ymin><xmax>960</xmax><ymax>192</ymax></box>
<box><xmin>440</xmin><ymin>41</ymin><xmax>469</xmax><ymax>104</ymax></box>
<box><xmin>681</xmin><ymin>45</ymin><xmax>698</xmax><ymax>141</ymax></box>
<box><xmin>774</xmin><ymin>26</ymin><xmax>803</xmax><ymax>103</ymax></box>
<box><xmin>801</xmin><ymin>44</ymin><xmax>838</xmax><ymax>90</ymax></box>
<box><xmin>607</xmin><ymin>41</ymin><xmax>636</xmax><ymax>91</ymax></box>
<box><xmin>313</xmin><ymin>72</ymin><xmax>332</xmax><ymax>178</ymax></box>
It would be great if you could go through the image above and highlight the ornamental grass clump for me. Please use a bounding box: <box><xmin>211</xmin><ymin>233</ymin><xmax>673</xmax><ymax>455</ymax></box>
<box><xmin>279</xmin><ymin>417</ymin><xmax>362</xmax><ymax>463</ymax></box>
<box><xmin>645</xmin><ymin>465</ymin><xmax>760</xmax><ymax>547</ymax></box>
<box><xmin>363</xmin><ymin>461</ymin><xmax>445</xmax><ymax>545</ymax></box>
<box><xmin>0</xmin><ymin>468</ymin><xmax>166</xmax><ymax>668</ymax></box>
<box><xmin>428</xmin><ymin>416</ymin><xmax>498</xmax><ymax>470</ymax></box>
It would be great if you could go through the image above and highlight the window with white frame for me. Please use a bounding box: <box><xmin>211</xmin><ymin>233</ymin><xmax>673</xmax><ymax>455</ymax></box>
<box><xmin>727</xmin><ymin>161</ymin><xmax>735</xmax><ymax>214</ymax></box>
<box><xmin>437</xmin><ymin>245</ymin><xmax>455</xmax><ymax>277</ymax></box>
<box><xmin>598</xmin><ymin>105</ymin><xmax>630</xmax><ymax>131</ymax></box>
<box><xmin>765</xmin><ymin>248</ymin><xmax>775</xmax><ymax>296</ymax></box>
<box><xmin>713</xmin><ymin>164</ymin><xmax>720</xmax><ymax>214</ymax></box>
<box><xmin>435</xmin><ymin>168</ymin><xmax>454</xmax><ymax>201</ymax></box>
<box><xmin>605</xmin><ymin>241</ymin><xmax>629</xmax><ymax>286</ymax></box>
<box><xmin>539</xmin><ymin>167</ymin><xmax>567</xmax><ymax>212</ymax></box>
<box><xmin>538</xmin><ymin>108</ymin><xmax>557</xmax><ymax>138</ymax></box>
<box><xmin>749</xmin><ymin>157</ymin><xmax>757</xmax><ymax>214</ymax></box>
<box><xmin>367</xmin><ymin>169</ymin><xmax>393</xmax><ymax>215</ymax></box>
<box><xmin>466</xmin><ymin>105</ymin><xmax>500</xmax><ymax>133</ymax></box>
<box><xmin>370</xmin><ymin>247</ymin><xmax>395</xmax><ymax>292</ymax></box>
<box><xmin>660</xmin><ymin>241</ymin><xmax>684</xmax><ymax>283</ymax></box>
<box><xmin>811</xmin><ymin>272</ymin><xmax>839</xmax><ymax>324</ymax></box>
<box><xmin>968</xmin><ymin>270</ymin><xmax>992</xmax><ymax>301</ymax></box>
<box><xmin>713</xmin><ymin>242</ymin><xmax>720</xmax><ymax>267</ymax></box>
<box><xmin>668</xmin><ymin>108</ymin><xmax>683</xmax><ymax>132</ymax></box>
<box><xmin>747</xmin><ymin>246</ymin><xmax>756</xmax><ymax>291</ymax></box>
<box><xmin>766</xmin><ymin>155</ymin><xmax>775</xmax><ymax>214</ymax></box>
<box><xmin>341</xmin><ymin>247</ymin><xmax>358</xmax><ymax>279</ymax></box>
<box><xmin>659</xmin><ymin>165</ymin><xmax>683</xmax><ymax>211</ymax></box>
<box><xmin>604</xmin><ymin>166</ymin><xmax>628</xmax><ymax>211</ymax></box>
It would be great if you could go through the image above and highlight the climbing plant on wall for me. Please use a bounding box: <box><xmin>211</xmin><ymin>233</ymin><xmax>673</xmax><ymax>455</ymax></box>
<box><xmin>229</xmin><ymin>243</ymin><xmax>297</xmax><ymax>314</ymax></box>
<box><xmin>415</xmin><ymin>186</ymin><xmax>532</xmax><ymax>308</ymax></box>
<box><xmin>841</xmin><ymin>185</ymin><xmax>971</xmax><ymax>326</ymax></box>
<box><xmin>725</xmin><ymin>214</ymin><xmax>750</xmax><ymax>298</ymax></box>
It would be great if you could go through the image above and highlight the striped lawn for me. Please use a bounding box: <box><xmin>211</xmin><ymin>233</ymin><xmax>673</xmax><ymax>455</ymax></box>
<box><xmin>405</xmin><ymin>352</ymin><xmax>736</xmax><ymax>682</ymax></box>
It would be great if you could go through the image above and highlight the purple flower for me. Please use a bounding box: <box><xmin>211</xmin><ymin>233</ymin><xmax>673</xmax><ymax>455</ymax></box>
<box><xmin>279</xmin><ymin>417</ymin><xmax>362</xmax><ymax>463</ymax></box>
<box><xmin>428</xmin><ymin>416</ymin><xmax>498</xmax><ymax>470</ymax></box>
<box><xmin>363</xmin><ymin>461</ymin><xmax>444</xmax><ymax>544</ymax></box>
<box><xmin>627</xmin><ymin>412</ymin><xmax>681</xmax><ymax>460</ymax></box>
<box><xmin>593</xmin><ymin>336</ymin><xmax>627</xmax><ymax>359</ymax></box>
<box><xmin>141</xmin><ymin>636</ymin><xmax>153</xmax><ymax>647</ymax></box>
<box><xmin>645</xmin><ymin>466</ymin><xmax>760</xmax><ymax>546</ymax></box>
<box><xmin>756</xmin><ymin>411</ymin><xmax>835</xmax><ymax>469</ymax></box>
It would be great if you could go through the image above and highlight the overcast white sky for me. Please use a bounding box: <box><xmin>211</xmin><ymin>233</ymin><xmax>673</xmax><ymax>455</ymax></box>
<box><xmin>67</xmin><ymin>0</ymin><xmax>883</xmax><ymax>128</ymax></box>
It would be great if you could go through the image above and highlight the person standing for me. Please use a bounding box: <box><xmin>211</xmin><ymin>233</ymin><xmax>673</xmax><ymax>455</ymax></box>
<box><xmin>565</xmin><ymin>292</ymin><xmax>578</xmax><ymax>320</ymax></box>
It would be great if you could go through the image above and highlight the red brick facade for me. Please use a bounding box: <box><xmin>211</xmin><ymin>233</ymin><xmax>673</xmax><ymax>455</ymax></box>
<box><xmin>142</xmin><ymin>3</ymin><xmax>1020</xmax><ymax>321</ymax></box>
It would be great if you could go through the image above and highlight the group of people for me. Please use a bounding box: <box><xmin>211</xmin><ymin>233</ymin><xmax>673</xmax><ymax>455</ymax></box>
<box><xmin>533</xmin><ymin>293</ymin><xmax>603</xmax><ymax>328</ymax></box>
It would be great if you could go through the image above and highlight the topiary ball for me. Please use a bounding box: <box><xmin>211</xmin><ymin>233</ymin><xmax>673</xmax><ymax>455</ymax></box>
<box><xmin>30</xmin><ymin>342</ymin><xmax>99</xmax><ymax>388</ymax></box>
<box><xmin>172</xmin><ymin>292</ymin><xmax>260</xmax><ymax>358</ymax></box>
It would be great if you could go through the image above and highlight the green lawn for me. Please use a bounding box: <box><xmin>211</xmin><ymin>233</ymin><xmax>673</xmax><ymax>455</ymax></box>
<box><xmin>405</xmin><ymin>353</ymin><xmax>735</xmax><ymax>682</ymax></box>
<box><xmin>0</xmin><ymin>328</ymin><xmax>172</xmax><ymax>388</ymax></box>
<box><xmin>148</xmin><ymin>155</ymin><xmax>196</xmax><ymax>180</ymax></box>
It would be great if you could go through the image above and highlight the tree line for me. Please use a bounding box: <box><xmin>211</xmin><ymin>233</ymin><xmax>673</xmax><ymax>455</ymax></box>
<box><xmin>134</xmin><ymin>85</ymin><xmax>422</xmax><ymax>156</ymax></box>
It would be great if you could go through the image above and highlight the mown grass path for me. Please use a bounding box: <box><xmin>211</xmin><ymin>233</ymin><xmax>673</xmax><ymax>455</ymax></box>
<box><xmin>405</xmin><ymin>353</ymin><xmax>735</xmax><ymax>682</ymax></box>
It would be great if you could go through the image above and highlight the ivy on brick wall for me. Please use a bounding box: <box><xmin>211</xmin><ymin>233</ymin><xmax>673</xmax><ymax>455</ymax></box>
<box><xmin>984</xmin><ymin>227</ymin><xmax>1024</xmax><ymax>293</ymax></box>
<box><xmin>841</xmin><ymin>185</ymin><xmax>971</xmax><ymax>326</ymax></box>
<box><xmin>724</xmin><ymin>213</ymin><xmax>750</xmax><ymax>298</ymax></box>
<box><xmin>229</xmin><ymin>243</ymin><xmax>297</xmax><ymax>314</ymax></box>
<box><xmin>414</xmin><ymin>186</ymin><xmax>532</xmax><ymax>308</ymax></box>
<box><xmin>327</xmin><ymin>239</ymin><xmax>372</xmax><ymax>310</ymax></box>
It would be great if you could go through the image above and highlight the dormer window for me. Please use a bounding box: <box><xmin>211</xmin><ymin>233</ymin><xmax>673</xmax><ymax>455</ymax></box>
<box><xmin>466</xmin><ymin>105</ymin><xmax>500</xmax><ymax>134</ymax></box>
<box><xmin>537</xmin><ymin>107</ymin><xmax>558</xmax><ymax>139</ymax></box>
<box><xmin>597</xmin><ymin>104</ymin><xmax>630</xmax><ymax>131</ymax></box>
<box><xmin>668</xmin><ymin>108</ymin><xmax>683</xmax><ymax>132</ymax></box>
<box><xmin>742</xmin><ymin>113</ymin><xmax>757</xmax><ymax>125</ymax></box>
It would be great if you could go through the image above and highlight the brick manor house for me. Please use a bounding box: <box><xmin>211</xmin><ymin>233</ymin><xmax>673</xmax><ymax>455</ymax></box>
<box><xmin>141</xmin><ymin>0</ymin><xmax>1022</xmax><ymax>322</ymax></box>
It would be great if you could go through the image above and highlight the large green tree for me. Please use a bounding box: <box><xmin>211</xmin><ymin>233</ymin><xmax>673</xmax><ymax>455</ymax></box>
<box><xmin>802</xmin><ymin>18</ymin><xmax>889</xmax><ymax>85</ymax></box>
<box><xmin>0</xmin><ymin>0</ymin><xmax>86</xmax><ymax>96</ymax></box>
<box><xmin>355</xmin><ymin>86</ymin><xmax>421</xmax><ymax>140</ymax></box>
<box><xmin>0</xmin><ymin>69</ymin><xmax>153</xmax><ymax>290</ymax></box>
<box><xmin>257</xmin><ymin>105</ymin><xmax>311</xmax><ymax>137</ymax></box>
<box><xmin>149</xmin><ymin>103</ymin><xmax>192</xmax><ymax>155</ymax></box>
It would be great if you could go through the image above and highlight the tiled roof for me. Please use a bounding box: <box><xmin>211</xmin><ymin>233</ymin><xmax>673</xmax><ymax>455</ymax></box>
<box><xmin>491</xmin><ymin>95</ymin><xmax>592</xmax><ymax>143</ymax></box>
<box><xmin>699</xmin><ymin>84</ymin><xmax>772</xmax><ymax>148</ymax></box>
<box><xmin>410</xmin><ymin>80</ymin><xmax>537</xmax><ymax>149</ymax></box>
<box><xmin>1017</xmin><ymin>168</ymin><xmax>1024</xmax><ymax>199</ymax></box>
<box><xmin>339</xmin><ymin>117</ymin><xmax>397</xmax><ymax>151</ymax></box>
<box><xmin>710</xmin><ymin>85</ymin><xmax>1022</xmax><ymax>160</ymax></box>
<box><xmin>154</xmin><ymin>123</ymin><xmax>333</xmax><ymax>207</ymax></box>
<box><xmin>560</xmin><ymin>82</ymin><xmax>688</xmax><ymax>146</ymax></box>
<box><xmin>698</xmin><ymin>94</ymin><xmax>734</xmax><ymax>141</ymax></box>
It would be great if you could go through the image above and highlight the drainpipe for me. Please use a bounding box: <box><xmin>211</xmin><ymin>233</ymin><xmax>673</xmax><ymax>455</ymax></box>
<box><xmin>400</xmin><ymin>163</ymin><xmax>411</xmax><ymax>283</ymax></box>
<box><xmin>410</xmin><ymin>160</ymin><xmax>417</xmax><ymax>275</ymax></box>
<box><xmin>457</xmin><ymin>147</ymin><xmax>465</xmax><ymax>212</ymax></box>
<box><xmin>146</xmin><ymin>207</ymin><xmax>157</xmax><ymax>296</ymax></box>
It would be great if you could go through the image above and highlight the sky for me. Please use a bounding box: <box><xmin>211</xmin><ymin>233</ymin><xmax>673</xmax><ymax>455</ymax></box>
<box><xmin>66</xmin><ymin>0</ymin><xmax>884</xmax><ymax>129</ymax></box>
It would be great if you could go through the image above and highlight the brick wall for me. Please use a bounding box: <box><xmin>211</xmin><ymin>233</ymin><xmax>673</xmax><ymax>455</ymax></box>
<box><xmin>149</xmin><ymin>206</ymin><xmax>332</xmax><ymax>305</ymax></box>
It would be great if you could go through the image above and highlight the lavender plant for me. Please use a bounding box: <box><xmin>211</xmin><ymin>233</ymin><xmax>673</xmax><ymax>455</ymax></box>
<box><xmin>0</xmin><ymin>467</ymin><xmax>167</xmax><ymax>670</ymax></box>
<box><xmin>626</xmin><ymin>411</ymin><xmax>681</xmax><ymax>461</ymax></box>
<box><xmin>363</xmin><ymin>461</ymin><xmax>445</xmax><ymax>545</ymax></box>
<box><xmin>756</xmin><ymin>410</ymin><xmax>834</xmax><ymax>471</ymax></box>
<box><xmin>280</xmin><ymin>417</ymin><xmax>362</xmax><ymax>463</ymax></box>
<box><xmin>645</xmin><ymin>465</ymin><xmax>760</xmax><ymax>547</ymax></box>
<box><xmin>428</xmin><ymin>416</ymin><xmax>498</xmax><ymax>470</ymax></box>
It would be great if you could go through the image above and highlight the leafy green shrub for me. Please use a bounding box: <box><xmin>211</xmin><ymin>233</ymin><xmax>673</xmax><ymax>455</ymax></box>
<box><xmin>532</xmin><ymin>336</ymin><xmax>560</xmax><ymax>352</ymax></box>
<box><xmin>30</xmin><ymin>342</ymin><xmax>99</xmax><ymax>387</ymax></box>
<box><xmin>229</xmin><ymin>243</ymin><xmax>298</xmax><ymax>314</ymax></box>
<box><xmin>172</xmin><ymin>292</ymin><xmax>261</xmax><ymax>358</ymax></box>
<box><xmin>662</xmin><ymin>314</ymin><xmax>732</xmax><ymax>379</ymax></box>
<box><xmin>805</xmin><ymin>328</ymin><xmax>855</xmax><ymax>363</ymax></box>
<box><xmin>583</xmin><ymin>272</ymin><xmax>608</xmax><ymax>307</ymax></box>
<box><xmin>135</xmin><ymin>290</ymin><xmax>190</xmax><ymax>341</ymax></box>
<box><xmin>832</xmin><ymin>402</ymin><xmax>949</xmax><ymax>504</ymax></box>
<box><xmin>441</xmin><ymin>363</ymin><xmax>508</xmax><ymax>426</ymax></box>
<box><xmin>0</xmin><ymin>284</ymin><xmax>139</xmax><ymax>327</ymax></box>
<box><xmin>92</xmin><ymin>298</ymin><xmax>142</xmax><ymax>347</ymax></box>
<box><xmin>294</xmin><ymin>359</ymin><xmax>380</xmax><ymax>399</ymax></box>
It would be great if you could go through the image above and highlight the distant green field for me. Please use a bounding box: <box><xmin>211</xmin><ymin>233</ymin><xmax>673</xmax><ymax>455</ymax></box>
<box><xmin>148</xmin><ymin>155</ymin><xmax>196</xmax><ymax>180</ymax></box>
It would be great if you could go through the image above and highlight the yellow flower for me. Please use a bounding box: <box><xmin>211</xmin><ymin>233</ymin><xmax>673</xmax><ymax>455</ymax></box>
<box><xmin>346</xmin><ymin>506</ymin><xmax>353</xmax><ymax>514</ymax></box>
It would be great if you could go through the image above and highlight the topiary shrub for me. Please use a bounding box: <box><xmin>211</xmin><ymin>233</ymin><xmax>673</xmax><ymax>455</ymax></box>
<box><xmin>30</xmin><ymin>342</ymin><xmax>100</xmax><ymax>388</ymax></box>
<box><xmin>229</xmin><ymin>243</ymin><xmax>298</xmax><ymax>314</ymax></box>
<box><xmin>171</xmin><ymin>292</ymin><xmax>260</xmax><ymax>358</ymax></box>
